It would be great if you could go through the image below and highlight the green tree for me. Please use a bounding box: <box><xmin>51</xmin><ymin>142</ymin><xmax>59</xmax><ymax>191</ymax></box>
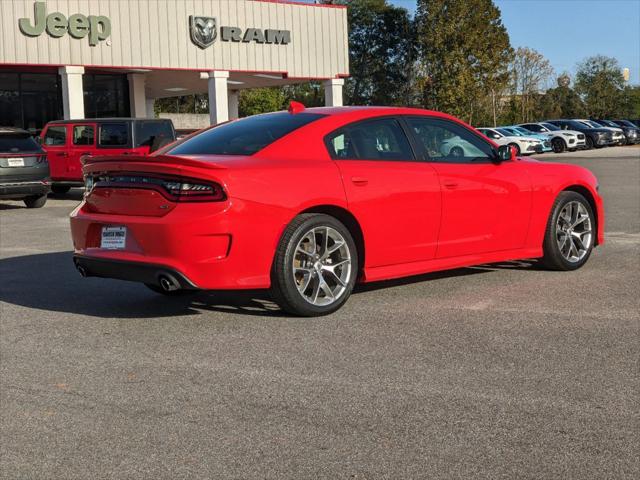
<box><xmin>619</xmin><ymin>85</ymin><xmax>640</xmax><ymax>118</ymax></box>
<box><xmin>509</xmin><ymin>47</ymin><xmax>554</xmax><ymax>123</ymax></box>
<box><xmin>538</xmin><ymin>75</ymin><xmax>585</xmax><ymax>119</ymax></box>
<box><xmin>414</xmin><ymin>0</ymin><xmax>512</xmax><ymax>125</ymax></box>
<box><xmin>342</xmin><ymin>0</ymin><xmax>416</xmax><ymax>106</ymax></box>
<box><xmin>574</xmin><ymin>55</ymin><xmax>626</xmax><ymax>117</ymax></box>
<box><xmin>238</xmin><ymin>87</ymin><xmax>286</xmax><ymax>117</ymax></box>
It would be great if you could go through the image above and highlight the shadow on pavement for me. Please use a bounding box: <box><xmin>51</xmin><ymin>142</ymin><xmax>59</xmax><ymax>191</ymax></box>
<box><xmin>0</xmin><ymin>251</ymin><xmax>539</xmax><ymax>319</ymax></box>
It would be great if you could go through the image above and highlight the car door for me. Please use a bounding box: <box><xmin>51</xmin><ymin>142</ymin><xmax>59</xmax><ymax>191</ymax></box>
<box><xmin>328</xmin><ymin>117</ymin><xmax>441</xmax><ymax>268</ymax></box>
<box><xmin>69</xmin><ymin>123</ymin><xmax>97</xmax><ymax>180</ymax></box>
<box><xmin>41</xmin><ymin>124</ymin><xmax>70</xmax><ymax>181</ymax></box>
<box><xmin>404</xmin><ymin>116</ymin><xmax>532</xmax><ymax>258</ymax></box>
<box><xmin>97</xmin><ymin>122</ymin><xmax>132</xmax><ymax>156</ymax></box>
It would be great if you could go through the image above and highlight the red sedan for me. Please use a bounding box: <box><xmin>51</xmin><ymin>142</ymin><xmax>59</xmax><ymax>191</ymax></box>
<box><xmin>70</xmin><ymin>105</ymin><xmax>604</xmax><ymax>316</ymax></box>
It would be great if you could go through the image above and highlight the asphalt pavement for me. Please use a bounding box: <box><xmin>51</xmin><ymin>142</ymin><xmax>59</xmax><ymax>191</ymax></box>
<box><xmin>1</xmin><ymin>146</ymin><xmax>638</xmax><ymax>479</ymax></box>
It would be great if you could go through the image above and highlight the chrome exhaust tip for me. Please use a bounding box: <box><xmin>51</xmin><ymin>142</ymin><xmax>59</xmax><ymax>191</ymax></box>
<box><xmin>158</xmin><ymin>274</ymin><xmax>180</xmax><ymax>292</ymax></box>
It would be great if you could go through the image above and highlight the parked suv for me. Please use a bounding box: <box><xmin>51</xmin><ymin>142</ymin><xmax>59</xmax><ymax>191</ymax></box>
<box><xmin>0</xmin><ymin>128</ymin><xmax>50</xmax><ymax>208</ymax></box>
<box><xmin>596</xmin><ymin>119</ymin><xmax>639</xmax><ymax>144</ymax></box>
<box><xmin>545</xmin><ymin>120</ymin><xmax>615</xmax><ymax>149</ymax></box>
<box><xmin>40</xmin><ymin>118</ymin><xmax>176</xmax><ymax>194</ymax></box>
<box><xmin>518</xmin><ymin>122</ymin><xmax>586</xmax><ymax>152</ymax></box>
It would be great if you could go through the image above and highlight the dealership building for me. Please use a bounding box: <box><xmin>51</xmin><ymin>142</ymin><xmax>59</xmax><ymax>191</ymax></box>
<box><xmin>0</xmin><ymin>0</ymin><xmax>349</xmax><ymax>131</ymax></box>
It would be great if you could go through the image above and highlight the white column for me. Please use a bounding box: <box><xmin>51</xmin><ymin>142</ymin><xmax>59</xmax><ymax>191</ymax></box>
<box><xmin>324</xmin><ymin>78</ymin><xmax>344</xmax><ymax>107</ymax></box>
<box><xmin>208</xmin><ymin>71</ymin><xmax>229</xmax><ymax>125</ymax></box>
<box><xmin>58</xmin><ymin>66</ymin><xmax>85</xmax><ymax>119</ymax></box>
<box><xmin>145</xmin><ymin>98</ymin><xmax>155</xmax><ymax>118</ymax></box>
<box><xmin>228</xmin><ymin>90</ymin><xmax>239</xmax><ymax>120</ymax></box>
<box><xmin>128</xmin><ymin>74</ymin><xmax>147</xmax><ymax>118</ymax></box>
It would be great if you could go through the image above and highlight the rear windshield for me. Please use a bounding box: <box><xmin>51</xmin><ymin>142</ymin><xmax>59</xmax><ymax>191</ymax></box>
<box><xmin>167</xmin><ymin>112</ymin><xmax>325</xmax><ymax>156</ymax></box>
<box><xmin>0</xmin><ymin>134</ymin><xmax>41</xmax><ymax>153</ymax></box>
<box><xmin>135</xmin><ymin>121</ymin><xmax>175</xmax><ymax>148</ymax></box>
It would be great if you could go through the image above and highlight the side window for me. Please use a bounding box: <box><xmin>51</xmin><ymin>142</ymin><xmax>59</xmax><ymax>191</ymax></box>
<box><xmin>326</xmin><ymin>118</ymin><xmax>414</xmax><ymax>161</ymax></box>
<box><xmin>99</xmin><ymin>123</ymin><xmax>129</xmax><ymax>147</ymax></box>
<box><xmin>135</xmin><ymin>121</ymin><xmax>175</xmax><ymax>148</ymax></box>
<box><xmin>484</xmin><ymin>129</ymin><xmax>502</xmax><ymax>140</ymax></box>
<box><xmin>525</xmin><ymin>124</ymin><xmax>543</xmax><ymax>132</ymax></box>
<box><xmin>73</xmin><ymin>125</ymin><xmax>95</xmax><ymax>146</ymax></box>
<box><xmin>43</xmin><ymin>126</ymin><xmax>66</xmax><ymax>146</ymax></box>
<box><xmin>406</xmin><ymin>117</ymin><xmax>494</xmax><ymax>163</ymax></box>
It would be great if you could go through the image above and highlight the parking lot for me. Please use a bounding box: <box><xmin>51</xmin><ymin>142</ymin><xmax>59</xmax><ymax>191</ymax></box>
<box><xmin>1</xmin><ymin>146</ymin><xmax>638</xmax><ymax>479</ymax></box>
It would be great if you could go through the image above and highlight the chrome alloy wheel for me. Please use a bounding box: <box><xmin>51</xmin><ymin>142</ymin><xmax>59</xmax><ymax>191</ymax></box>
<box><xmin>556</xmin><ymin>201</ymin><xmax>593</xmax><ymax>263</ymax></box>
<box><xmin>292</xmin><ymin>226</ymin><xmax>352</xmax><ymax>306</ymax></box>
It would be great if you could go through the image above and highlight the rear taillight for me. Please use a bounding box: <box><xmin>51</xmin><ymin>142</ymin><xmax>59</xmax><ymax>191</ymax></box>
<box><xmin>86</xmin><ymin>173</ymin><xmax>226</xmax><ymax>202</ymax></box>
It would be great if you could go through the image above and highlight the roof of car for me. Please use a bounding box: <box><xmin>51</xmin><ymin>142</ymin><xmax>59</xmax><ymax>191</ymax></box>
<box><xmin>46</xmin><ymin>118</ymin><xmax>171</xmax><ymax>125</ymax></box>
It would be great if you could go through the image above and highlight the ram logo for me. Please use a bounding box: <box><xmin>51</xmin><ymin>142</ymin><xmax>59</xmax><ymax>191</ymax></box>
<box><xmin>189</xmin><ymin>16</ymin><xmax>216</xmax><ymax>49</ymax></box>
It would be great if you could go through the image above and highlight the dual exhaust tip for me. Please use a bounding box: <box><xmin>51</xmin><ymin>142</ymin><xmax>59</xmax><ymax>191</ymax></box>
<box><xmin>73</xmin><ymin>259</ymin><xmax>182</xmax><ymax>293</ymax></box>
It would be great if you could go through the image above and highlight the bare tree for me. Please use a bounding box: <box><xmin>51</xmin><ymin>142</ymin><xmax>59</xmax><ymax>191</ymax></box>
<box><xmin>510</xmin><ymin>47</ymin><xmax>554</xmax><ymax>122</ymax></box>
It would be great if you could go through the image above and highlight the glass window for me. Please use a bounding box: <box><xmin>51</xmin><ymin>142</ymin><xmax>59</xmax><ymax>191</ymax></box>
<box><xmin>83</xmin><ymin>74</ymin><xmax>131</xmax><ymax>118</ymax></box>
<box><xmin>0</xmin><ymin>132</ymin><xmax>42</xmax><ymax>153</ymax></box>
<box><xmin>168</xmin><ymin>112</ymin><xmax>325</xmax><ymax>156</ymax></box>
<box><xmin>540</xmin><ymin>123</ymin><xmax>559</xmax><ymax>131</ymax></box>
<box><xmin>407</xmin><ymin>117</ymin><xmax>494</xmax><ymax>163</ymax></box>
<box><xmin>134</xmin><ymin>121</ymin><xmax>175</xmax><ymax>147</ymax></box>
<box><xmin>326</xmin><ymin>118</ymin><xmax>414</xmax><ymax>161</ymax></box>
<box><xmin>44</xmin><ymin>126</ymin><xmax>67</xmax><ymax>146</ymax></box>
<box><xmin>73</xmin><ymin>125</ymin><xmax>94</xmax><ymax>146</ymax></box>
<box><xmin>522</xmin><ymin>124</ymin><xmax>544</xmax><ymax>132</ymax></box>
<box><xmin>0</xmin><ymin>73</ymin><xmax>62</xmax><ymax>132</ymax></box>
<box><xmin>99</xmin><ymin>123</ymin><xmax>129</xmax><ymax>147</ymax></box>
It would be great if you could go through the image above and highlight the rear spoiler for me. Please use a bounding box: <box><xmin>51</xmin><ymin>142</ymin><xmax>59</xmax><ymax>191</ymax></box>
<box><xmin>82</xmin><ymin>154</ymin><xmax>228</xmax><ymax>170</ymax></box>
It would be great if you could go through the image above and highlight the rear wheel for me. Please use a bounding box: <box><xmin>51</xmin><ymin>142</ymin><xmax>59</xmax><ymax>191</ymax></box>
<box><xmin>271</xmin><ymin>214</ymin><xmax>358</xmax><ymax>317</ymax></box>
<box><xmin>51</xmin><ymin>185</ymin><xmax>71</xmax><ymax>195</ymax></box>
<box><xmin>23</xmin><ymin>194</ymin><xmax>47</xmax><ymax>208</ymax></box>
<box><xmin>541</xmin><ymin>191</ymin><xmax>595</xmax><ymax>271</ymax></box>
<box><xmin>552</xmin><ymin>137</ymin><xmax>566</xmax><ymax>153</ymax></box>
<box><xmin>508</xmin><ymin>143</ymin><xmax>521</xmax><ymax>156</ymax></box>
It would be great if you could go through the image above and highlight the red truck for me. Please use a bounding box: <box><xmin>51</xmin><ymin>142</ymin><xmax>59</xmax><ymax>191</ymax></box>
<box><xmin>40</xmin><ymin>118</ymin><xmax>175</xmax><ymax>194</ymax></box>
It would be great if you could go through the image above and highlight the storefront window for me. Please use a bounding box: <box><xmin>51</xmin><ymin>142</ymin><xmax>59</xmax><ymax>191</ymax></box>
<box><xmin>0</xmin><ymin>72</ymin><xmax>62</xmax><ymax>133</ymax></box>
<box><xmin>84</xmin><ymin>74</ymin><xmax>130</xmax><ymax>118</ymax></box>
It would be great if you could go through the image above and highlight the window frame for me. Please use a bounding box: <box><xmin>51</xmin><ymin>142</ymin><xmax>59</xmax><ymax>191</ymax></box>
<box><xmin>72</xmin><ymin>124</ymin><xmax>96</xmax><ymax>147</ymax></box>
<box><xmin>323</xmin><ymin>115</ymin><xmax>420</xmax><ymax>162</ymax></box>
<box><xmin>97</xmin><ymin>122</ymin><xmax>132</xmax><ymax>149</ymax></box>
<box><xmin>402</xmin><ymin>115</ymin><xmax>499</xmax><ymax>164</ymax></box>
<box><xmin>42</xmin><ymin>125</ymin><xmax>68</xmax><ymax>147</ymax></box>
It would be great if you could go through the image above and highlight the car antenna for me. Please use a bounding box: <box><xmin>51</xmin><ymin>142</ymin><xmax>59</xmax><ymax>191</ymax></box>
<box><xmin>288</xmin><ymin>101</ymin><xmax>305</xmax><ymax>114</ymax></box>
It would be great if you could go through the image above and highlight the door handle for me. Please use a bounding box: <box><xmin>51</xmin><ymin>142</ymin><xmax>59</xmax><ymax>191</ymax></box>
<box><xmin>443</xmin><ymin>182</ymin><xmax>458</xmax><ymax>189</ymax></box>
<box><xmin>351</xmin><ymin>176</ymin><xmax>368</xmax><ymax>186</ymax></box>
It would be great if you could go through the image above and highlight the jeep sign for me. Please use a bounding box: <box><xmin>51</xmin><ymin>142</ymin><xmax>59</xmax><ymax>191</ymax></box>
<box><xmin>19</xmin><ymin>2</ymin><xmax>111</xmax><ymax>46</ymax></box>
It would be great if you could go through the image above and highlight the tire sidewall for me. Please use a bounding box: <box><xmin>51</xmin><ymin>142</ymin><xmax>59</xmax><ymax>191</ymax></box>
<box><xmin>544</xmin><ymin>192</ymin><xmax>595</xmax><ymax>270</ymax></box>
<box><xmin>274</xmin><ymin>214</ymin><xmax>358</xmax><ymax>316</ymax></box>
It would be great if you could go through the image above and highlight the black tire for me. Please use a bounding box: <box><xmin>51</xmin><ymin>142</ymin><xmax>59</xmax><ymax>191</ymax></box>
<box><xmin>541</xmin><ymin>191</ymin><xmax>595</xmax><ymax>271</ymax></box>
<box><xmin>23</xmin><ymin>194</ymin><xmax>47</xmax><ymax>208</ymax></box>
<box><xmin>552</xmin><ymin>137</ymin><xmax>566</xmax><ymax>153</ymax></box>
<box><xmin>508</xmin><ymin>143</ymin><xmax>521</xmax><ymax>156</ymax></box>
<box><xmin>51</xmin><ymin>185</ymin><xmax>71</xmax><ymax>195</ymax></box>
<box><xmin>144</xmin><ymin>283</ymin><xmax>196</xmax><ymax>296</ymax></box>
<box><xmin>585</xmin><ymin>136</ymin><xmax>594</xmax><ymax>149</ymax></box>
<box><xmin>271</xmin><ymin>213</ymin><xmax>358</xmax><ymax>317</ymax></box>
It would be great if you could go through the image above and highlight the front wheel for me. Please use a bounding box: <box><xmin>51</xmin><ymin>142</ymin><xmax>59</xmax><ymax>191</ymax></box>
<box><xmin>552</xmin><ymin>138</ymin><xmax>566</xmax><ymax>153</ymax></box>
<box><xmin>508</xmin><ymin>143</ymin><xmax>521</xmax><ymax>156</ymax></box>
<box><xmin>271</xmin><ymin>214</ymin><xmax>358</xmax><ymax>316</ymax></box>
<box><xmin>541</xmin><ymin>191</ymin><xmax>595</xmax><ymax>271</ymax></box>
<box><xmin>24</xmin><ymin>194</ymin><xmax>47</xmax><ymax>208</ymax></box>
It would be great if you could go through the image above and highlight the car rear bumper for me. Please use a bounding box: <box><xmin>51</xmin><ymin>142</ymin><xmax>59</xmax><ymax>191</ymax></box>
<box><xmin>0</xmin><ymin>179</ymin><xmax>50</xmax><ymax>199</ymax></box>
<box><xmin>69</xmin><ymin>198</ymin><xmax>289</xmax><ymax>290</ymax></box>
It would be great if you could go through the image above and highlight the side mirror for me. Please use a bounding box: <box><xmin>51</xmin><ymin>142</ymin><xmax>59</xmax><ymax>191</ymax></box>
<box><xmin>497</xmin><ymin>144</ymin><xmax>516</xmax><ymax>162</ymax></box>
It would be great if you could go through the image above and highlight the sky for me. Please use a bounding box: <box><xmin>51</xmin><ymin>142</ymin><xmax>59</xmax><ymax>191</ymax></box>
<box><xmin>388</xmin><ymin>0</ymin><xmax>640</xmax><ymax>85</ymax></box>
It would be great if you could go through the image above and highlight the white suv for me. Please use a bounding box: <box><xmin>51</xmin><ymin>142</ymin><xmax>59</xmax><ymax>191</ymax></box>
<box><xmin>518</xmin><ymin>122</ymin><xmax>586</xmax><ymax>152</ymax></box>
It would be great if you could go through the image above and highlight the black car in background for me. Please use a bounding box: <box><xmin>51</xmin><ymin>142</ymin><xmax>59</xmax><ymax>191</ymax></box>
<box><xmin>593</xmin><ymin>119</ymin><xmax>638</xmax><ymax>145</ymax></box>
<box><xmin>0</xmin><ymin>128</ymin><xmax>50</xmax><ymax>208</ymax></box>
<box><xmin>545</xmin><ymin>120</ymin><xmax>615</xmax><ymax>149</ymax></box>
<box><xmin>609</xmin><ymin>119</ymin><xmax>640</xmax><ymax>144</ymax></box>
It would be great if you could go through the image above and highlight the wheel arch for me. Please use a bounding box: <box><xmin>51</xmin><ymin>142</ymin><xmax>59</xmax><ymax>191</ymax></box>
<box><xmin>299</xmin><ymin>204</ymin><xmax>366</xmax><ymax>276</ymax></box>
<box><xmin>561</xmin><ymin>184</ymin><xmax>600</xmax><ymax>245</ymax></box>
